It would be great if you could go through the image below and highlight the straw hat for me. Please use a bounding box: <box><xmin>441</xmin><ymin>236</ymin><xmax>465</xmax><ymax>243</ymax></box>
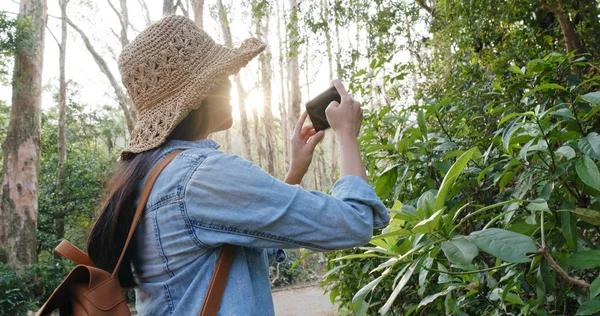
<box><xmin>118</xmin><ymin>15</ymin><xmax>265</xmax><ymax>160</ymax></box>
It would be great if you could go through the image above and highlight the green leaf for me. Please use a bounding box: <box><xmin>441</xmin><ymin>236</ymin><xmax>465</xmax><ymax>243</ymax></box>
<box><xmin>413</xmin><ymin>209</ymin><xmax>443</xmax><ymax>234</ymax></box>
<box><xmin>502</xmin><ymin>120</ymin><xmax>520</xmax><ymax>154</ymax></box>
<box><xmin>498</xmin><ymin>111</ymin><xmax>534</xmax><ymax>126</ymax></box>
<box><xmin>418</xmin><ymin>286</ymin><xmax>458</xmax><ymax>309</ymax></box>
<box><xmin>523</xmin><ymin>83</ymin><xmax>567</xmax><ymax>98</ymax></box>
<box><xmin>579</xmin><ymin>133</ymin><xmax>600</xmax><ymax>160</ymax></box>
<box><xmin>570</xmin><ymin>208</ymin><xmax>600</xmax><ymax>226</ymax></box>
<box><xmin>352</xmin><ymin>275</ymin><xmax>383</xmax><ymax>308</ymax></box>
<box><xmin>581</xmin><ymin>92</ymin><xmax>600</xmax><ymax>105</ymax></box>
<box><xmin>434</xmin><ymin>147</ymin><xmax>477</xmax><ymax>212</ymax></box>
<box><xmin>467</xmin><ymin>228</ymin><xmax>536</xmax><ymax>263</ymax></box>
<box><xmin>561</xmin><ymin>211</ymin><xmax>578</xmax><ymax>252</ymax></box>
<box><xmin>371</xmin><ymin>229</ymin><xmax>414</xmax><ymax>241</ymax></box>
<box><xmin>556</xmin><ymin>145</ymin><xmax>576</xmax><ymax>161</ymax></box>
<box><xmin>418</xmin><ymin>110</ymin><xmax>427</xmax><ymax>140</ymax></box>
<box><xmin>379</xmin><ymin>260</ymin><xmax>419</xmax><ymax>315</ymax></box>
<box><xmin>568</xmin><ymin>250</ymin><xmax>600</xmax><ymax>269</ymax></box>
<box><xmin>375</xmin><ymin>166</ymin><xmax>398</xmax><ymax>199</ymax></box>
<box><xmin>508</xmin><ymin>65</ymin><xmax>523</xmax><ymax>75</ymax></box>
<box><xmin>575</xmin><ymin>155</ymin><xmax>600</xmax><ymax>192</ymax></box>
<box><xmin>526</xmin><ymin>198</ymin><xmax>550</xmax><ymax>213</ymax></box>
<box><xmin>441</xmin><ymin>236</ymin><xmax>479</xmax><ymax>265</ymax></box>
<box><xmin>332</xmin><ymin>253</ymin><xmax>388</xmax><ymax>261</ymax></box>
<box><xmin>576</xmin><ymin>297</ymin><xmax>600</xmax><ymax>315</ymax></box>
<box><xmin>590</xmin><ymin>276</ymin><xmax>600</xmax><ymax>299</ymax></box>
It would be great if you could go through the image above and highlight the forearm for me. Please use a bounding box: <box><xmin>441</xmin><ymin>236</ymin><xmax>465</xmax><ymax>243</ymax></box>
<box><xmin>284</xmin><ymin>169</ymin><xmax>304</xmax><ymax>185</ymax></box>
<box><xmin>338</xmin><ymin>135</ymin><xmax>368</xmax><ymax>182</ymax></box>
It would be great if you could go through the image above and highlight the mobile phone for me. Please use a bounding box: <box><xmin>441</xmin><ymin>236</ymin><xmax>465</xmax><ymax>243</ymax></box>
<box><xmin>305</xmin><ymin>86</ymin><xmax>341</xmax><ymax>131</ymax></box>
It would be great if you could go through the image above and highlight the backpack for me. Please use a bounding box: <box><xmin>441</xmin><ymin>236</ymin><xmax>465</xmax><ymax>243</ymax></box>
<box><xmin>36</xmin><ymin>150</ymin><xmax>235</xmax><ymax>316</ymax></box>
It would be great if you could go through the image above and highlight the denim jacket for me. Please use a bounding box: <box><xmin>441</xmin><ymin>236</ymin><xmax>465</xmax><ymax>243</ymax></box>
<box><xmin>131</xmin><ymin>139</ymin><xmax>390</xmax><ymax>315</ymax></box>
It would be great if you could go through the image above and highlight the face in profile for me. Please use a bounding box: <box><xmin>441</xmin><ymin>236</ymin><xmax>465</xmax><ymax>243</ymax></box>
<box><xmin>203</xmin><ymin>78</ymin><xmax>233</xmax><ymax>131</ymax></box>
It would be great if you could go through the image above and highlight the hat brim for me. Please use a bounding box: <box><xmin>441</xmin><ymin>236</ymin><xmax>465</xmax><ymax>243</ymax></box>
<box><xmin>120</xmin><ymin>38</ymin><xmax>265</xmax><ymax>160</ymax></box>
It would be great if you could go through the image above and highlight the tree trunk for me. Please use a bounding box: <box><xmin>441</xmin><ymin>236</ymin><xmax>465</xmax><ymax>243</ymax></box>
<box><xmin>0</xmin><ymin>0</ymin><xmax>47</xmax><ymax>268</ymax></box>
<box><xmin>66</xmin><ymin>18</ymin><xmax>136</xmax><ymax>133</ymax></box>
<box><xmin>137</xmin><ymin>0</ymin><xmax>152</xmax><ymax>27</ymax></box>
<box><xmin>163</xmin><ymin>0</ymin><xmax>176</xmax><ymax>16</ymax></box>
<box><xmin>322</xmin><ymin>0</ymin><xmax>338</xmax><ymax>184</ymax></box>
<box><xmin>541</xmin><ymin>0</ymin><xmax>584</xmax><ymax>56</ymax></box>
<box><xmin>192</xmin><ymin>0</ymin><xmax>204</xmax><ymax>29</ymax></box>
<box><xmin>258</xmin><ymin>17</ymin><xmax>277</xmax><ymax>176</ymax></box>
<box><xmin>217</xmin><ymin>0</ymin><xmax>252</xmax><ymax>160</ymax></box>
<box><xmin>56</xmin><ymin>0</ymin><xmax>68</xmax><ymax>245</ymax></box>
<box><xmin>58</xmin><ymin>0</ymin><xmax>68</xmax><ymax>186</ymax></box>
<box><xmin>287</xmin><ymin>0</ymin><xmax>301</xmax><ymax>135</ymax></box>
<box><xmin>276</xmin><ymin>0</ymin><xmax>289</xmax><ymax>172</ymax></box>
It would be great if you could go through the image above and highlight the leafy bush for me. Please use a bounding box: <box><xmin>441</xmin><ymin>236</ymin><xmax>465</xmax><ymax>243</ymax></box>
<box><xmin>322</xmin><ymin>53</ymin><xmax>600</xmax><ymax>315</ymax></box>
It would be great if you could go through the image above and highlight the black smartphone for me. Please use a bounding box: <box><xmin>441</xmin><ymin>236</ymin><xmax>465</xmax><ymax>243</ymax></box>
<box><xmin>305</xmin><ymin>86</ymin><xmax>341</xmax><ymax>131</ymax></box>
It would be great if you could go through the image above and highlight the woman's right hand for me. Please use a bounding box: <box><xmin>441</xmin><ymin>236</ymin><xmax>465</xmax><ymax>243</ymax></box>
<box><xmin>325</xmin><ymin>80</ymin><xmax>363</xmax><ymax>140</ymax></box>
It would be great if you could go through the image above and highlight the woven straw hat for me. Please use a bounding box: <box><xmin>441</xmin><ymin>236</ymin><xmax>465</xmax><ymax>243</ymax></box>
<box><xmin>118</xmin><ymin>15</ymin><xmax>265</xmax><ymax>160</ymax></box>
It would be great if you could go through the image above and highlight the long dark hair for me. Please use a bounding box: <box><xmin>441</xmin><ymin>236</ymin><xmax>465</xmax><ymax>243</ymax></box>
<box><xmin>88</xmin><ymin>107</ymin><xmax>206</xmax><ymax>287</ymax></box>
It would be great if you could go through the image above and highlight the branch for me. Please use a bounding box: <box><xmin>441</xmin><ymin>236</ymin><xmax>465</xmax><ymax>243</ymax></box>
<box><xmin>178</xmin><ymin>0</ymin><xmax>189</xmax><ymax>18</ymax></box>
<box><xmin>66</xmin><ymin>17</ymin><xmax>136</xmax><ymax>132</ymax></box>
<box><xmin>536</xmin><ymin>242</ymin><xmax>590</xmax><ymax>291</ymax></box>
<box><xmin>540</xmin><ymin>0</ymin><xmax>559</xmax><ymax>15</ymax></box>
<box><xmin>415</xmin><ymin>0</ymin><xmax>434</xmax><ymax>16</ymax></box>
<box><xmin>137</xmin><ymin>0</ymin><xmax>152</xmax><ymax>27</ymax></box>
<box><xmin>46</xmin><ymin>25</ymin><xmax>60</xmax><ymax>48</ymax></box>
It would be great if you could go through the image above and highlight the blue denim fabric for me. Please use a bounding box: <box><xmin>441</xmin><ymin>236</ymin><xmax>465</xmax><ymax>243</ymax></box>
<box><xmin>131</xmin><ymin>139</ymin><xmax>389</xmax><ymax>315</ymax></box>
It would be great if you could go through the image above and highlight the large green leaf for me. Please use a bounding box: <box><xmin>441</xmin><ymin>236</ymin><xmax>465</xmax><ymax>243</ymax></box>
<box><xmin>590</xmin><ymin>276</ymin><xmax>600</xmax><ymax>299</ymax></box>
<box><xmin>434</xmin><ymin>147</ymin><xmax>477</xmax><ymax>212</ymax></box>
<box><xmin>379</xmin><ymin>260</ymin><xmax>419</xmax><ymax>315</ymax></box>
<box><xmin>576</xmin><ymin>297</ymin><xmax>600</xmax><ymax>315</ymax></box>
<box><xmin>375</xmin><ymin>165</ymin><xmax>398</xmax><ymax>199</ymax></box>
<box><xmin>561</xmin><ymin>211</ymin><xmax>578</xmax><ymax>252</ymax></box>
<box><xmin>418</xmin><ymin>109</ymin><xmax>427</xmax><ymax>140</ymax></box>
<box><xmin>498</xmin><ymin>111</ymin><xmax>534</xmax><ymax>126</ymax></box>
<box><xmin>575</xmin><ymin>155</ymin><xmax>600</xmax><ymax>192</ymax></box>
<box><xmin>570</xmin><ymin>208</ymin><xmax>600</xmax><ymax>226</ymax></box>
<box><xmin>555</xmin><ymin>145</ymin><xmax>576</xmax><ymax>161</ymax></box>
<box><xmin>502</xmin><ymin>120</ymin><xmax>520</xmax><ymax>154</ymax></box>
<box><xmin>441</xmin><ymin>236</ymin><xmax>479</xmax><ymax>265</ymax></box>
<box><xmin>467</xmin><ymin>228</ymin><xmax>536</xmax><ymax>263</ymax></box>
<box><xmin>579</xmin><ymin>133</ymin><xmax>600</xmax><ymax>160</ymax></box>
<box><xmin>522</xmin><ymin>83</ymin><xmax>567</xmax><ymax>98</ymax></box>
<box><xmin>581</xmin><ymin>92</ymin><xmax>600</xmax><ymax>105</ymax></box>
<box><xmin>352</xmin><ymin>275</ymin><xmax>384</xmax><ymax>311</ymax></box>
<box><xmin>568</xmin><ymin>250</ymin><xmax>600</xmax><ymax>269</ymax></box>
<box><xmin>412</xmin><ymin>209</ymin><xmax>443</xmax><ymax>234</ymax></box>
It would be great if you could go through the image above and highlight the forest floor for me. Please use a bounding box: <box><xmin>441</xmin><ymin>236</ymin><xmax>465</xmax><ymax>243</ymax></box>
<box><xmin>272</xmin><ymin>284</ymin><xmax>340</xmax><ymax>316</ymax></box>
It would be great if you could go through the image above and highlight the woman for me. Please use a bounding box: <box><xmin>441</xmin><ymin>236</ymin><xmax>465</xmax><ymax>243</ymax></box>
<box><xmin>87</xmin><ymin>15</ymin><xmax>389</xmax><ymax>315</ymax></box>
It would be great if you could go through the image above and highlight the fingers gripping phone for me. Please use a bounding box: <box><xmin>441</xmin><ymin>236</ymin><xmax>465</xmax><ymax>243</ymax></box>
<box><xmin>305</xmin><ymin>86</ymin><xmax>341</xmax><ymax>132</ymax></box>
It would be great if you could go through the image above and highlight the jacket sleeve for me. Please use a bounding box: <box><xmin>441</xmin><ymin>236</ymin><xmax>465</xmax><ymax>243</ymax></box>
<box><xmin>183</xmin><ymin>152</ymin><xmax>390</xmax><ymax>252</ymax></box>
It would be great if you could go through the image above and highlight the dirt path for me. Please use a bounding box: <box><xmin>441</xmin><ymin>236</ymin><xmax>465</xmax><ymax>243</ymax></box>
<box><xmin>272</xmin><ymin>285</ymin><xmax>339</xmax><ymax>316</ymax></box>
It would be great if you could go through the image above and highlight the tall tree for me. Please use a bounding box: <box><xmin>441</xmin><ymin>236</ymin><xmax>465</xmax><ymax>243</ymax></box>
<box><xmin>217</xmin><ymin>0</ymin><xmax>252</xmax><ymax>160</ymax></box>
<box><xmin>56</xmin><ymin>0</ymin><xmax>69</xmax><ymax>242</ymax></box>
<box><xmin>287</xmin><ymin>0</ymin><xmax>301</xmax><ymax>137</ymax></box>
<box><xmin>257</xmin><ymin>11</ymin><xmax>277</xmax><ymax>176</ymax></box>
<box><xmin>0</xmin><ymin>0</ymin><xmax>48</xmax><ymax>268</ymax></box>
<box><xmin>163</xmin><ymin>0</ymin><xmax>177</xmax><ymax>16</ymax></box>
<box><xmin>192</xmin><ymin>0</ymin><xmax>204</xmax><ymax>29</ymax></box>
<box><xmin>321</xmin><ymin>0</ymin><xmax>337</xmax><ymax>182</ymax></box>
<box><xmin>275</xmin><ymin>0</ymin><xmax>289</xmax><ymax>170</ymax></box>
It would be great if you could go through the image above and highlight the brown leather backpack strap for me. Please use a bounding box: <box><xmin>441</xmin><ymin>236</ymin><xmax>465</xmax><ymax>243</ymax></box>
<box><xmin>55</xmin><ymin>240</ymin><xmax>96</xmax><ymax>267</ymax></box>
<box><xmin>112</xmin><ymin>149</ymin><xmax>183</xmax><ymax>278</ymax></box>
<box><xmin>200</xmin><ymin>244</ymin><xmax>235</xmax><ymax>316</ymax></box>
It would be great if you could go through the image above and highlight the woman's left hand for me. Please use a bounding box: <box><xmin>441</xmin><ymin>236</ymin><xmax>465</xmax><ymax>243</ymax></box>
<box><xmin>285</xmin><ymin>111</ymin><xmax>325</xmax><ymax>185</ymax></box>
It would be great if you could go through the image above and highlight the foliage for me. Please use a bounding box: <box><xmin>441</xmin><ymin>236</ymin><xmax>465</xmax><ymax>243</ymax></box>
<box><xmin>319</xmin><ymin>0</ymin><xmax>600</xmax><ymax>314</ymax></box>
<box><xmin>0</xmin><ymin>260</ymin><xmax>73</xmax><ymax>315</ymax></box>
<box><xmin>0</xmin><ymin>11</ymin><xmax>33</xmax><ymax>82</ymax></box>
